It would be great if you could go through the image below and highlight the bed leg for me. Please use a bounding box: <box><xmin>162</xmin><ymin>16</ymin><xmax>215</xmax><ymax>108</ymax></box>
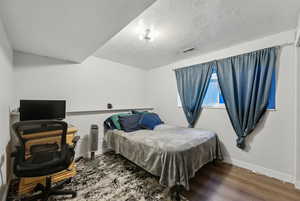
<box><xmin>175</xmin><ymin>190</ymin><xmax>180</xmax><ymax>201</ymax></box>
<box><xmin>171</xmin><ymin>185</ymin><xmax>182</xmax><ymax>201</ymax></box>
<box><xmin>212</xmin><ymin>159</ymin><xmax>217</xmax><ymax>166</ymax></box>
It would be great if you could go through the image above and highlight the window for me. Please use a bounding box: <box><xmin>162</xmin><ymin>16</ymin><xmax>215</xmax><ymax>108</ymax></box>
<box><xmin>177</xmin><ymin>70</ymin><xmax>276</xmax><ymax>109</ymax></box>
<box><xmin>202</xmin><ymin>72</ymin><xmax>224</xmax><ymax>107</ymax></box>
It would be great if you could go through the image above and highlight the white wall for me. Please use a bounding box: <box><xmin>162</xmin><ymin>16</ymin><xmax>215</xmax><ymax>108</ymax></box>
<box><xmin>296</xmin><ymin>45</ymin><xmax>300</xmax><ymax>188</ymax></box>
<box><xmin>13</xmin><ymin>52</ymin><xmax>148</xmax><ymax>156</ymax></box>
<box><xmin>146</xmin><ymin>31</ymin><xmax>297</xmax><ymax>183</ymax></box>
<box><xmin>0</xmin><ymin>17</ymin><xmax>13</xmax><ymax>186</ymax></box>
<box><xmin>295</xmin><ymin>14</ymin><xmax>300</xmax><ymax>189</ymax></box>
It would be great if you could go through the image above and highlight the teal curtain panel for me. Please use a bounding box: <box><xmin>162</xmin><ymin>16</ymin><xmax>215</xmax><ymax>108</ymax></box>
<box><xmin>216</xmin><ymin>47</ymin><xmax>278</xmax><ymax>149</ymax></box>
<box><xmin>175</xmin><ymin>62</ymin><xmax>214</xmax><ymax>127</ymax></box>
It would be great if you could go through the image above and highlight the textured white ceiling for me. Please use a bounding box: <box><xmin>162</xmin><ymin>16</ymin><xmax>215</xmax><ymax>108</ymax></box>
<box><xmin>94</xmin><ymin>0</ymin><xmax>300</xmax><ymax>69</ymax></box>
<box><xmin>0</xmin><ymin>0</ymin><xmax>156</xmax><ymax>62</ymax></box>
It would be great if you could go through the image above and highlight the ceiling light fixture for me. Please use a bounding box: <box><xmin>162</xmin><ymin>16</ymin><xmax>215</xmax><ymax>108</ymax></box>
<box><xmin>139</xmin><ymin>28</ymin><xmax>152</xmax><ymax>41</ymax></box>
<box><xmin>136</xmin><ymin>20</ymin><xmax>159</xmax><ymax>42</ymax></box>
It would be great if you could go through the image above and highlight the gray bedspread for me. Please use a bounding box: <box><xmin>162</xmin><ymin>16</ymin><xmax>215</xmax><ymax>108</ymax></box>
<box><xmin>103</xmin><ymin>124</ymin><xmax>223</xmax><ymax>190</ymax></box>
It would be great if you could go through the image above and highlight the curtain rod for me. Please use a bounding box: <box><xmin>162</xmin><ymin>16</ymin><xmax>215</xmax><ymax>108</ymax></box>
<box><xmin>172</xmin><ymin>42</ymin><xmax>293</xmax><ymax>71</ymax></box>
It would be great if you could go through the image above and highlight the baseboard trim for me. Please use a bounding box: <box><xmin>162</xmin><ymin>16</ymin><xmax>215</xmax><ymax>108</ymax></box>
<box><xmin>295</xmin><ymin>181</ymin><xmax>300</xmax><ymax>190</ymax></box>
<box><xmin>223</xmin><ymin>157</ymin><xmax>294</xmax><ymax>184</ymax></box>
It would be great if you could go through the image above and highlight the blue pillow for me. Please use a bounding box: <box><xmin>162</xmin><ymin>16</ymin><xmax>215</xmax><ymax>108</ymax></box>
<box><xmin>119</xmin><ymin>114</ymin><xmax>141</xmax><ymax>132</ymax></box>
<box><xmin>139</xmin><ymin>113</ymin><xmax>164</xmax><ymax>130</ymax></box>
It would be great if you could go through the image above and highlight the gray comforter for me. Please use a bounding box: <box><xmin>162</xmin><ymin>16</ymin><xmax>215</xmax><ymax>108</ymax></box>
<box><xmin>103</xmin><ymin>124</ymin><xmax>223</xmax><ymax>190</ymax></box>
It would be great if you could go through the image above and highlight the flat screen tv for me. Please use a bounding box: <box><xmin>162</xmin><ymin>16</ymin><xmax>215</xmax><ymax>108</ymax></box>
<box><xmin>20</xmin><ymin>100</ymin><xmax>66</xmax><ymax>121</ymax></box>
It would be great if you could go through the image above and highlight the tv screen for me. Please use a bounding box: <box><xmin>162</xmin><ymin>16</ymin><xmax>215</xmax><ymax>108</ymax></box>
<box><xmin>20</xmin><ymin>100</ymin><xmax>66</xmax><ymax>121</ymax></box>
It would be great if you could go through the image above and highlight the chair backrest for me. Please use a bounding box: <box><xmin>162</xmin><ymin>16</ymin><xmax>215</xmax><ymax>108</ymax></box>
<box><xmin>12</xmin><ymin>120</ymin><xmax>76</xmax><ymax>178</ymax></box>
<box><xmin>12</xmin><ymin>120</ymin><xmax>68</xmax><ymax>158</ymax></box>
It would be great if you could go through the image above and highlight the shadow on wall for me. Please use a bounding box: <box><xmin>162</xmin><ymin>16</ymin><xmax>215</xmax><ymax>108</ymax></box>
<box><xmin>211</xmin><ymin>109</ymin><xmax>270</xmax><ymax>161</ymax></box>
<box><xmin>219</xmin><ymin>140</ymin><xmax>230</xmax><ymax>159</ymax></box>
<box><xmin>78</xmin><ymin>135</ymin><xmax>90</xmax><ymax>158</ymax></box>
<box><xmin>8</xmin><ymin>112</ymin><xmax>19</xmax><ymax>181</ymax></box>
<box><xmin>244</xmin><ymin>111</ymin><xmax>270</xmax><ymax>152</ymax></box>
<box><xmin>13</xmin><ymin>51</ymin><xmax>76</xmax><ymax>68</ymax></box>
<box><xmin>0</xmin><ymin>152</ymin><xmax>4</xmax><ymax>185</ymax></box>
<box><xmin>0</xmin><ymin>44</ymin><xmax>12</xmax><ymax>66</ymax></box>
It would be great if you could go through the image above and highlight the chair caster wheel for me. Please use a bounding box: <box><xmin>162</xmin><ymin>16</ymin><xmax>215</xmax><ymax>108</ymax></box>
<box><xmin>71</xmin><ymin>192</ymin><xmax>77</xmax><ymax>198</ymax></box>
<box><xmin>66</xmin><ymin>178</ymin><xmax>72</xmax><ymax>184</ymax></box>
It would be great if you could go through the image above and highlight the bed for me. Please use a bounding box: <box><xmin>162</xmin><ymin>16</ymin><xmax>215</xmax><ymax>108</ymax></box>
<box><xmin>102</xmin><ymin>124</ymin><xmax>223</xmax><ymax>191</ymax></box>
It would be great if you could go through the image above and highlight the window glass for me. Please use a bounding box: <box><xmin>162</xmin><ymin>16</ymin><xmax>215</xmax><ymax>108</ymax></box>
<box><xmin>178</xmin><ymin>70</ymin><xmax>276</xmax><ymax>109</ymax></box>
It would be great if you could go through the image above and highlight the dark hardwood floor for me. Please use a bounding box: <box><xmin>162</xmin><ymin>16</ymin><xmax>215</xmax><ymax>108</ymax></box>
<box><xmin>183</xmin><ymin>163</ymin><xmax>300</xmax><ymax>201</ymax></box>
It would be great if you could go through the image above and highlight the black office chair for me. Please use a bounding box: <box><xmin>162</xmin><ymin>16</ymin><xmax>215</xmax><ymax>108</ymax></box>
<box><xmin>11</xmin><ymin>120</ymin><xmax>80</xmax><ymax>201</ymax></box>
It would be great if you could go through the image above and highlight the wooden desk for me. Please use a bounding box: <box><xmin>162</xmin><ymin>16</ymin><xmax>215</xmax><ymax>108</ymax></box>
<box><xmin>18</xmin><ymin>127</ymin><xmax>78</xmax><ymax>195</ymax></box>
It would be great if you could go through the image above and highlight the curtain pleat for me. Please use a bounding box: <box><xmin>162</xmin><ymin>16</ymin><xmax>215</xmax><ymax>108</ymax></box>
<box><xmin>175</xmin><ymin>62</ymin><xmax>214</xmax><ymax>127</ymax></box>
<box><xmin>216</xmin><ymin>47</ymin><xmax>278</xmax><ymax>149</ymax></box>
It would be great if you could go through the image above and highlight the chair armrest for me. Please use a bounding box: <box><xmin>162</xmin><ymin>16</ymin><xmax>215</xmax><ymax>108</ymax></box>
<box><xmin>72</xmin><ymin>136</ymin><xmax>80</xmax><ymax>148</ymax></box>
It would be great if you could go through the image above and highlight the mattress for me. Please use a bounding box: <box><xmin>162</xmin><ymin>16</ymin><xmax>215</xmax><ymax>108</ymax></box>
<box><xmin>103</xmin><ymin>124</ymin><xmax>223</xmax><ymax>190</ymax></box>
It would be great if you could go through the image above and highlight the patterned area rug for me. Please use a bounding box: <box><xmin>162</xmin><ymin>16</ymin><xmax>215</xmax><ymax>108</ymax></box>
<box><xmin>9</xmin><ymin>152</ymin><xmax>188</xmax><ymax>201</ymax></box>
